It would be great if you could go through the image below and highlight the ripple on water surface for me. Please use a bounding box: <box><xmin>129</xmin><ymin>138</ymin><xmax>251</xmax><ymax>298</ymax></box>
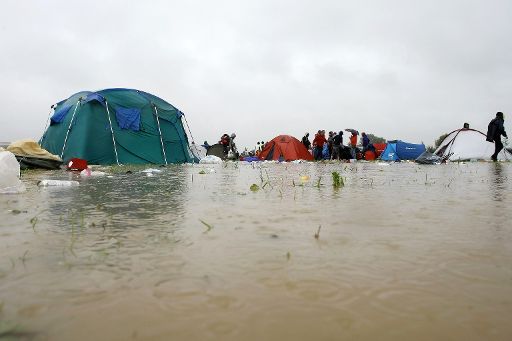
<box><xmin>0</xmin><ymin>162</ymin><xmax>511</xmax><ymax>341</ymax></box>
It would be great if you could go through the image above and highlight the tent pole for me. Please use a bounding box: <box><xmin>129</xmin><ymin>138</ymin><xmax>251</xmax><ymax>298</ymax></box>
<box><xmin>60</xmin><ymin>100</ymin><xmax>81</xmax><ymax>159</ymax></box>
<box><xmin>39</xmin><ymin>104</ymin><xmax>56</xmax><ymax>145</ymax></box>
<box><xmin>182</xmin><ymin>113</ymin><xmax>195</xmax><ymax>143</ymax></box>
<box><xmin>105</xmin><ymin>100</ymin><xmax>120</xmax><ymax>166</ymax></box>
<box><xmin>153</xmin><ymin>105</ymin><xmax>168</xmax><ymax>165</ymax></box>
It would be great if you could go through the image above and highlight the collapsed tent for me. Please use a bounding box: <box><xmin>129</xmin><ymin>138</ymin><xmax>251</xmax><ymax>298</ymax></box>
<box><xmin>435</xmin><ymin>128</ymin><xmax>511</xmax><ymax>161</ymax></box>
<box><xmin>259</xmin><ymin>135</ymin><xmax>314</xmax><ymax>161</ymax></box>
<box><xmin>7</xmin><ymin>139</ymin><xmax>62</xmax><ymax>170</ymax></box>
<box><xmin>40</xmin><ymin>88</ymin><xmax>197</xmax><ymax>165</ymax></box>
<box><xmin>380</xmin><ymin>140</ymin><xmax>426</xmax><ymax>161</ymax></box>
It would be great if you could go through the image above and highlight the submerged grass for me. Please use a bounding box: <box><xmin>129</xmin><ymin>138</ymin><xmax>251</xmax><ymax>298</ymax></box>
<box><xmin>332</xmin><ymin>171</ymin><xmax>344</xmax><ymax>188</ymax></box>
<box><xmin>314</xmin><ymin>225</ymin><xmax>322</xmax><ymax>239</ymax></box>
<box><xmin>200</xmin><ymin>219</ymin><xmax>214</xmax><ymax>233</ymax></box>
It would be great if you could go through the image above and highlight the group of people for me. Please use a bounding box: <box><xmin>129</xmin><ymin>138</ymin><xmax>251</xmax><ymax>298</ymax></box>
<box><xmin>204</xmin><ymin>112</ymin><xmax>507</xmax><ymax>162</ymax></box>
<box><xmin>302</xmin><ymin>130</ymin><xmax>374</xmax><ymax>160</ymax></box>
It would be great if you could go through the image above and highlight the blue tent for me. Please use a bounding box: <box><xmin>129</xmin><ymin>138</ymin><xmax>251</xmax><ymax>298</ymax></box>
<box><xmin>380</xmin><ymin>140</ymin><xmax>426</xmax><ymax>161</ymax></box>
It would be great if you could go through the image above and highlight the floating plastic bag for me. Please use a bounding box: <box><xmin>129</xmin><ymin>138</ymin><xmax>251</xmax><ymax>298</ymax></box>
<box><xmin>37</xmin><ymin>180</ymin><xmax>80</xmax><ymax>187</ymax></box>
<box><xmin>199</xmin><ymin>155</ymin><xmax>223</xmax><ymax>164</ymax></box>
<box><xmin>0</xmin><ymin>151</ymin><xmax>26</xmax><ymax>194</ymax></box>
<box><xmin>141</xmin><ymin>168</ymin><xmax>163</xmax><ymax>173</ymax></box>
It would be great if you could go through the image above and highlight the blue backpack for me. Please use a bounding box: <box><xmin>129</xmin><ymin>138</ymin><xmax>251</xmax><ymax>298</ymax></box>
<box><xmin>322</xmin><ymin>143</ymin><xmax>330</xmax><ymax>159</ymax></box>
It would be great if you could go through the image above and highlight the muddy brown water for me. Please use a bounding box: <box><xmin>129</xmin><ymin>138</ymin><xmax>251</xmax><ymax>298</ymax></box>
<box><xmin>0</xmin><ymin>162</ymin><xmax>511</xmax><ymax>341</ymax></box>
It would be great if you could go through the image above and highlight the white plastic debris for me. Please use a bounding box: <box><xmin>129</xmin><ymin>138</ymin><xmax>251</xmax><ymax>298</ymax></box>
<box><xmin>38</xmin><ymin>180</ymin><xmax>80</xmax><ymax>187</ymax></box>
<box><xmin>141</xmin><ymin>168</ymin><xmax>163</xmax><ymax>173</ymax></box>
<box><xmin>80</xmin><ymin>168</ymin><xmax>106</xmax><ymax>177</ymax></box>
<box><xmin>0</xmin><ymin>151</ymin><xmax>26</xmax><ymax>194</ymax></box>
<box><xmin>199</xmin><ymin>155</ymin><xmax>223</xmax><ymax>164</ymax></box>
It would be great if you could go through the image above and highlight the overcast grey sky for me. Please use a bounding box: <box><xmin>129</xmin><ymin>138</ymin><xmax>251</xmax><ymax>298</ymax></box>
<box><xmin>1</xmin><ymin>0</ymin><xmax>511</xmax><ymax>149</ymax></box>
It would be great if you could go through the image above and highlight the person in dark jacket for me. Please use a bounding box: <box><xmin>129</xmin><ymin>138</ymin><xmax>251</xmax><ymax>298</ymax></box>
<box><xmin>302</xmin><ymin>133</ymin><xmax>311</xmax><ymax>150</ymax></box>
<box><xmin>331</xmin><ymin>131</ymin><xmax>343</xmax><ymax>160</ymax></box>
<box><xmin>487</xmin><ymin>112</ymin><xmax>508</xmax><ymax>161</ymax></box>
<box><xmin>361</xmin><ymin>132</ymin><xmax>370</xmax><ymax>153</ymax></box>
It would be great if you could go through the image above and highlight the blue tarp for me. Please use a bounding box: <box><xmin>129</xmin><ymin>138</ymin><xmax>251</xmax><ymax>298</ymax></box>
<box><xmin>115</xmin><ymin>106</ymin><xmax>141</xmax><ymax>131</ymax></box>
<box><xmin>50</xmin><ymin>105</ymin><xmax>72</xmax><ymax>124</ymax></box>
<box><xmin>83</xmin><ymin>93</ymin><xmax>105</xmax><ymax>105</ymax></box>
<box><xmin>380</xmin><ymin>140</ymin><xmax>426</xmax><ymax>161</ymax></box>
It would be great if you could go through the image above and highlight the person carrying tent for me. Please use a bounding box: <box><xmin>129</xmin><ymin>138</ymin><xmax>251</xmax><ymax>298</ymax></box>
<box><xmin>302</xmin><ymin>133</ymin><xmax>311</xmax><ymax>150</ymax></box>
<box><xmin>486</xmin><ymin>112</ymin><xmax>508</xmax><ymax>161</ymax></box>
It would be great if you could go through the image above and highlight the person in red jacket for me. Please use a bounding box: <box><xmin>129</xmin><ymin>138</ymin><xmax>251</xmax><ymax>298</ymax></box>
<box><xmin>219</xmin><ymin>133</ymin><xmax>230</xmax><ymax>154</ymax></box>
<box><xmin>349</xmin><ymin>132</ymin><xmax>358</xmax><ymax>159</ymax></box>
<box><xmin>312</xmin><ymin>130</ymin><xmax>327</xmax><ymax>160</ymax></box>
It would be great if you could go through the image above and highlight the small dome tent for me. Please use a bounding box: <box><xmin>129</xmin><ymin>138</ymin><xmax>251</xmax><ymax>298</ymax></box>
<box><xmin>435</xmin><ymin>128</ymin><xmax>511</xmax><ymax>161</ymax></box>
<box><xmin>40</xmin><ymin>89</ymin><xmax>197</xmax><ymax>165</ymax></box>
<box><xmin>380</xmin><ymin>140</ymin><xmax>426</xmax><ymax>161</ymax></box>
<box><xmin>259</xmin><ymin>135</ymin><xmax>314</xmax><ymax>161</ymax></box>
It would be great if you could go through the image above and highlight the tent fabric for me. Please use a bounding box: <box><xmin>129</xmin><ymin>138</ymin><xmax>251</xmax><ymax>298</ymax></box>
<box><xmin>40</xmin><ymin>88</ymin><xmax>195</xmax><ymax>165</ymax></box>
<box><xmin>50</xmin><ymin>105</ymin><xmax>72</xmax><ymax>124</ymax></box>
<box><xmin>115</xmin><ymin>106</ymin><xmax>141</xmax><ymax>131</ymax></box>
<box><xmin>259</xmin><ymin>135</ymin><xmax>314</xmax><ymax>161</ymax></box>
<box><xmin>380</xmin><ymin>143</ymin><xmax>398</xmax><ymax>161</ymax></box>
<box><xmin>435</xmin><ymin>128</ymin><xmax>512</xmax><ymax>161</ymax></box>
<box><xmin>415</xmin><ymin>151</ymin><xmax>443</xmax><ymax>165</ymax></box>
<box><xmin>380</xmin><ymin>140</ymin><xmax>426</xmax><ymax>161</ymax></box>
<box><xmin>83</xmin><ymin>93</ymin><xmax>106</xmax><ymax>105</ymax></box>
<box><xmin>373</xmin><ymin>143</ymin><xmax>387</xmax><ymax>157</ymax></box>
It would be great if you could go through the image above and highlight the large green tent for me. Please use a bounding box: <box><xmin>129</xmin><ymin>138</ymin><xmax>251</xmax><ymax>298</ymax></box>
<box><xmin>40</xmin><ymin>88</ymin><xmax>197</xmax><ymax>165</ymax></box>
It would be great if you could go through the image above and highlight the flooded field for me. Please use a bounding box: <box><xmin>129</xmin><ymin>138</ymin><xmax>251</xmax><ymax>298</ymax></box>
<box><xmin>1</xmin><ymin>161</ymin><xmax>511</xmax><ymax>341</ymax></box>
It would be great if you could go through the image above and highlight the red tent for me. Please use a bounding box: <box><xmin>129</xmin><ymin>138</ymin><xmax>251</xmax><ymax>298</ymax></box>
<box><xmin>373</xmin><ymin>143</ymin><xmax>387</xmax><ymax>157</ymax></box>
<box><xmin>259</xmin><ymin>135</ymin><xmax>314</xmax><ymax>161</ymax></box>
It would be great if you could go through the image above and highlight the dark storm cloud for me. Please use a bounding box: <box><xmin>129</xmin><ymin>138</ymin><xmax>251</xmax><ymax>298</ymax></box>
<box><xmin>1</xmin><ymin>0</ymin><xmax>511</xmax><ymax>148</ymax></box>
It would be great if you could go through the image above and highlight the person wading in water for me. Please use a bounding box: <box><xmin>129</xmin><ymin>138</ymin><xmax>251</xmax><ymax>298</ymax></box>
<box><xmin>486</xmin><ymin>112</ymin><xmax>508</xmax><ymax>161</ymax></box>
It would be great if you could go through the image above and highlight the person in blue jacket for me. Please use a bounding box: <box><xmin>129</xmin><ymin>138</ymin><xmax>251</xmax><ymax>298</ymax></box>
<box><xmin>361</xmin><ymin>132</ymin><xmax>370</xmax><ymax>153</ymax></box>
<box><xmin>487</xmin><ymin>112</ymin><xmax>508</xmax><ymax>161</ymax></box>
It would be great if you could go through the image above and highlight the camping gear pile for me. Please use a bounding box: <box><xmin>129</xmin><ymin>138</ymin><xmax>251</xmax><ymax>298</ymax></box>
<box><xmin>6</xmin><ymin>139</ymin><xmax>62</xmax><ymax>170</ymax></box>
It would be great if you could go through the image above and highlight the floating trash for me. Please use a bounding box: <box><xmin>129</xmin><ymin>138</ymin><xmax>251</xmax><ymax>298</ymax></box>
<box><xmin>199</xmin><ymin>155</ymin><xmax>223</xmax><ymax>164</ymax></box>
<box><xmin>37</xmin><ymin>180</ymin><xmax>80</xmax><ymax>187</ymax></box>
<box><xmin>141</xmin><ymin>168</ymin><xmax>163</xmax><ymax>174</ymax></box>
<box><xmin>0</xmin><ymin>151</ymin><xmax>26</xmax><ymax>194</ymax></box>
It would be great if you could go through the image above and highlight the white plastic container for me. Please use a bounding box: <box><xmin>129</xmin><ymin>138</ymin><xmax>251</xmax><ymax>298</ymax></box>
<box><xmin>37</xmin><ymin>180</ymin><xmax>80</xmax><ymax>187</ymax></box>
<box><xmin>0</xmin><ymin>151</ymin><xmax>26</xmax><ymax>194</ymax></box>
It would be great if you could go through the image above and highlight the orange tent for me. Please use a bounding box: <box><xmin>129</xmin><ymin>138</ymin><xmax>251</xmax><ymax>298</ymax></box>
<box><xmin>259</xmin><ymin>135</ymin><xmax>314</xmax><ymax>161</ymax></box>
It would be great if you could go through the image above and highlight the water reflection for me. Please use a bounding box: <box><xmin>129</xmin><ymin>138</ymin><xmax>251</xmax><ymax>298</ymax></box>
<box><xmin>38</xmin><ymin>166</ymin><xmax>190</xmax><ymax>230</ymax></box>
<box><xmin>490</xmin><ymin>163</ymin><xmax>507</xmax><ymax>202</ymax></box>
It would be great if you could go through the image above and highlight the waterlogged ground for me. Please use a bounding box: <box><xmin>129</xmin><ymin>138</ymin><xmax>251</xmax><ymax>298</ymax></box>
<box><xmin>0</xmin><ymin>161</ymin><xmax>511</xmax><ymax>341</ymax></box>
